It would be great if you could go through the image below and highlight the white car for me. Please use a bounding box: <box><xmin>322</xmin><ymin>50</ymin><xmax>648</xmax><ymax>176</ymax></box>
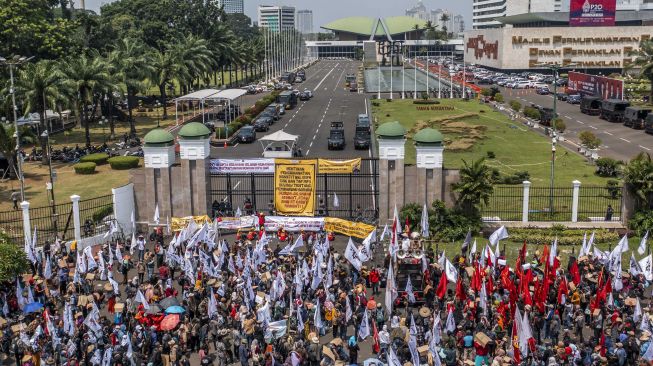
<box><xmin>515</xmin><ymin>81</ymin><xmax>531</xmax><ymax>89</ymax></box>
<box><xmin>531</xmin><ymin>82</ymin><xmax>548</xmax><ymax>89</ymax></box>
<box><xmin>303</xmin><ymin>89</ymin><xmax>313</xmax><ymax>98</ymax></box>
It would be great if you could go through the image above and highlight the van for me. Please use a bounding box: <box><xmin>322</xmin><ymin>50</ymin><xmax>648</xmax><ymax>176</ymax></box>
<box><xmin>580</xmin><ymin>96</ymin><xmax>602</xmax><ymax>116</ymax></box>
<box><xmin>356</xmin><ymin>114</ymin><xmax>371</xmax><ymax>131</ymax></box>
<box><xmin>600</xmin><ymin>99</ymin><xmax>630</xmax><ymax>123</ymax></box>
<box><xmin>623</xmin><ymin>106</ymin><xmax>651</xmax><ymax>129</ymax></box>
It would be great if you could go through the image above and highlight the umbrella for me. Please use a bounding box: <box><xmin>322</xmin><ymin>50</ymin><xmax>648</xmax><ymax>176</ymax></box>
<box><xmin>145</xmin><ymin>304</ymin><xmax>163</xmax><ymax>315</ymax></box>
<box><xmin>23</xmin><ymin>302</ymin><xmax>43</xmax><ymax>314</ymax></box>
<box><xmin>159</xmin><ymin>297</ymin><xmax>181</xmax><ymax>310</ymax></box>
<box><xmin>160</xmin><ymin>314</ymin><xmax>180</xmax><ymax>331</ymax></box>
<box><xmin>164</xmin><ymin>306</ymin><xmax>186</xmax><ymax>314</ymax></box>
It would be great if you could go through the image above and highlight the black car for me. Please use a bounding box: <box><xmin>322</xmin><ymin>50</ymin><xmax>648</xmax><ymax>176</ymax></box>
<box><xmin>556</xmin><ymin>93</ymin><xmax>568</xmax><ymax>101</ymax></box>
<box><xmin>263</xmin><ymin>105</ymin><xmax>280</xmax><ymax>121</ymax></box>
<box><xmin>252</xmin><ymin>116</ymin><xmax>273</xmax><ymax>132</ymax></box>
<box><xmin>328</xmin><ymin>121</ymin><xmax>346</xmax><ymax>150</ymax></box>
<box><xmin>238</xmin><ymin>126</ymin><xmax>256</xmax><ymax>143</ymax></box>
<box><xmin>567</xmin><ymin>95</ymin><xmax>582</xmax><ymax>104</ymax></box>
<box><xmin>299</xmin><ymin>91</ymin><xmax>310</xmax><ymax>101</ymax></box>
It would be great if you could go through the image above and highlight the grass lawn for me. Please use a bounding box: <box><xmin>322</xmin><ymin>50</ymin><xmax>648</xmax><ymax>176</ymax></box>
<box><xmin>371</xmin><ymin>99</ymin><xmax>612</xmax><ymax>187</ymax></box>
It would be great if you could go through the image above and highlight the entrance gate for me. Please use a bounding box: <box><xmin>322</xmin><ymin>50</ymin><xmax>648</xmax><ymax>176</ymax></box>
<box><xmin>209</xmin><ymin>158</ymin><xmax>379</xmax><ymax>223</ymax></box>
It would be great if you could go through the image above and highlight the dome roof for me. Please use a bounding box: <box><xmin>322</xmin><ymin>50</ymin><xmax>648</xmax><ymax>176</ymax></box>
<box><xmin>376</xmin><ymin>121</ymin><xmax>406</xmax><ymax>138</ymax></box>
<box><xmin>178</xmin><ymin>122</ymin><xmax>211</xmax><ymax>139</ymax></box>
<box><xmin>144</xmin><ymin>128</ymin><xmax>174</xmax><ymax>146</ymax></box>
<box><xmin>414</xmin><ymin>128</ymin><xmax>443</xmax><ymax>145</ymax></box>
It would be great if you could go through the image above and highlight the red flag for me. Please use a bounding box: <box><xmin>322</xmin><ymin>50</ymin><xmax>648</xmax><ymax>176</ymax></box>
<box><xmin>486</xmin><ymin>274</ymin><xmax>494</xmax><ymax>294</ymax></box>
<box><xmin>569</xmin><ymin>260</ymin><xmax>581</xmax><ymax>285</ymax></box>
<box><xmin>511</xmin><ymin>318</ymin><xmax>521</xmax><ymax>363</ymax></box>
<box><xmin>436</xmin><ymin>272</ymin><xmax>448</xmax><ymax>299</ymax></box>
<box><xmin>372</xmin><ymin>321</ymin><xmax>380</xmax><ymax>353</ymax></box>
<box><xmin>471</xmin><ymin>264</ymin><xmax>482</xmax><ymax>292</ymax></box>
<box><xmin>456</xmin><ymin>279</ymin><xmax>466</xmax><ymax>301</ymax></box>
<box><xmin>557</xmin><ymin>277</ymin><xmax>569</xmax><ymax>304</ymax></box>
<box><xmin>599</xmin><ymin>331</ymin><xmax>606</xmax><ymax>357</ymax></box>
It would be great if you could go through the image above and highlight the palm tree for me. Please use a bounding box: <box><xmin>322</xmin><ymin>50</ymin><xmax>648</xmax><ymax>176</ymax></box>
<box><xmin>110</xmin><ymin>38</ymin><xmax>154</xmax><ymax>135</ymax></box>
<box><xmin>0</xmin><ymin>123</ymin><xmax>36</xmax><ymax>180</ymax></box>
<box><xmin>630</xmin><ymin>39</ymin><xmax>653</xmax><ymax>105</ymax></box>
<box><xmin>150</xmin><ymin>47</ymin><xmax>181</xmax><ymax>120</ymax></box>
<box><xmin>440</xmin><ymin>14</ymin><xmax>450</xmax><ymax>40</ymax></box>
<box><xmin>452</xmin><ymin>158</ymin><xmax>494</xmax><ymax>217</ymax></box>
<box><xmin>623</xmin><ymin>152</ymin><xmax>653</xmax><ymax>210</ymax></box>
<box><xmin>14</xmin><ymin>60</ymin><xmax>63</xmax><ymax>163</ymax></box>
<box><xmin>57</xmin><ymin>53</ymin><xmax>113</xmax><ymax>147</ymax></box>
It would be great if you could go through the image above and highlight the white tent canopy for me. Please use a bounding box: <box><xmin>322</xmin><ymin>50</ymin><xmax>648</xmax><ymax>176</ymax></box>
<box><xmin>174</xmin><ymin>88</ymin><xmax>247</xmax><ymax>125</ymax></box>
<box><xmin>259</xmin><ymin>130</ymin><xmax>299</xmax><ymax>158</ymax></box>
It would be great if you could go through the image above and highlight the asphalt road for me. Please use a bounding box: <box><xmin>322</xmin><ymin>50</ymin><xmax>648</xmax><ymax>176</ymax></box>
<box><xmin>497</xmin><ymin>86</ymin><xmax>653</xmax><ymax>162</ymax></box>
<box><xmin>212</xmin><ymin>60</ymin><xmax>371</xmax><ymax>159</ymax></box>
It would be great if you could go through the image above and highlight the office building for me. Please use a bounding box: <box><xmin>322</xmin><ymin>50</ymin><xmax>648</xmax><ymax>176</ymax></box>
<box><xmin>406</xmin><ymin>1</ymin><xmax>430</xmax><ymax>21</ymax></box>
<box><xmin>296</xmin><ymin>9</ymin><xmax>313</xmax><ymax>34</ymax></box>
<box><xmin>453</xmin><ymin>14</ymin><xmax>465</xmax><ymax>34</ymax></box>
<box><xmin>217</xmin><ymin>0</ymin><xmax>244</xmax><ymax>14</ymax></box>
<box><xmin>258</xmin><ymin>5</ymin><xmax>296</xmax><ymax>32</ymax></box>
<box><xmin>618</xmin><ymin>0</ymin><xmax>653</xmax><ymax>10</ymax></box>
<box><xmin>472</xmin><ymin>0</ymin><xmax>563</xmax><ymax>29</ymax></box>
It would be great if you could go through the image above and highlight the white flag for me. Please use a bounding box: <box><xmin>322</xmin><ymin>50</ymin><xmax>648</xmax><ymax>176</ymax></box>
<box><xmin>130</xmin><ymin>232</ymin><xmax>136</xmax><ymax>255</ymax></box>
<box><xmin>489</xmin><ymin>225</ymin><xmax>509</xmax><ymax>246</ymax></box>
<box><xmin>358</xmin><ymin>310</ymin><xmax>370</xmax><ymax>340</ymax></box>
<box><xmin>644</xmin><ymin>339</ymin><xmax>653</xmax><ymax>361</ymax></box>
<box><xmin>468</xmin><ymin>239</ymin><xmax>477</xmax><ymax>262</ymax></box>
<box><xmin>630</xmin><ymin>252</ymin><xmax>643</xmax><ymax>277</ymax></box>
<box><xmin>43</xmin><ymin>256</ymin><xmax>52</xmax><ymax>280</ymax></box>
<box><xmin>380</xmin><ymin>224</ymin><xmax>389</xmax><ymax>241</ymax></box>
<box><xmin>634</xmin><ymin>297</ymin><xmax>643</xmax><ymax>323</ymax></box>
<box><xmin>420</xmin><ymin>203</ymin><xmax>429</xmax><ymax>238</ymax></box>
<box><xmin>314</xmin><ymin>298</ymin><xmax>323</xmax><ymax>330</ymax></box>
<box><xmin>135</xmin><ymin>289</ymin><xmax>149</xmax><ymax>310</ymax></box>
<box><xmin>16</xmin><ymin>279</ymin><xmax>25</xmax><ymax>310</ymax></box>
<box><xmin>549</xmin><ymin>238</ymin><xmax>558</xmax><ymax>267</ymax></box>
<box><xmin>115</xmin><ymin>243</ymin><xmax>123</xmax><ymax>263</ymax></box>
<box><xmin>520</xmin><ymin>309</ymin><xmax>532</xmax><ymax>359</ymax></box>
<box><xmin>385</xmin><ymin>262</ymin><xmax>396</xmax><ymax>317</ymax></box>
<box><xmin>408</xmin><ymin>332</ymin><xmax>420</xmax><ymax>366</ymax></box>
<box><xmin>208</xmin><ymin>288</ymin><xmax>218</xmax><ymax>319</ymax></box>
<box><xmin>405</xmin><ymin>276</ymin><xmax>416</xmax><ymax>303</ymax></box>
<box><xmin>445</xmin><ymin>259</ymin><xmax>458</xmax><ymax>283</ymax></box>
<box><xmin>641</xmin><ymin>313</ymin><xmax>651</xmax><ymax>334</ymax></box>
<box><xmin>153</xmin><ymin>204</ymin><xmax>160</xmax><ymax>225</ymax></box>
<box><xmin>235</xmin><ymin>207</ymin><xmax>242</xmax><ymax>218</ymax></box>
<box><xmin>639</xmin><ymin>255</ymin><xmax>653</xmax><ymax>281</ymax></box>
<box><xmin>479</xmin><ymin>279</ymin><xmax>488</xmax><ymax>315</ymax></box>
<box><xmin>333</xmin><ymin>193</ymin><xmax>339</xmax><ymax>208</ymax></box>
<box><xmin>445</xmin><ymin>308</ymin><xmax>456</xmax><ymax>333</ymax></box>
<box><xmin>617</xmin><ymin>234</ymin><xmax>630</xmax><ymax>253</ymax></box>
<box><xmin>344</xmin><ymin>238</ymin><xmax>362</xmax><ymax>271</ymax></box>
<box><xmin>387</xmin><ymin>347</ymin><xmax>402</xmax><ymax>366</ymax></box>
<box><xmin>579</xmin><ymin>232</ymin><xmax>588</xmax><ymax>256</ymax></box>
<box><xmin>345</xmin><ymin>295</ymin><xmax>353</xmax><ymax>323</ymax></box>
<box><xmin>639</xmin><ymin>231</ymin><xmax>649</xmax><ymax>255</ymax></box>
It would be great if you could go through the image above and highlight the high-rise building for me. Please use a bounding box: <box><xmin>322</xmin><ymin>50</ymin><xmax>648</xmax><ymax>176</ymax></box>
<box><xmin>472</xmin><ymin>0</ymin><xmax>563</xmax><ymax>29</ymax></box>
<box><xmin>217</xmin><ymin>0</ymin><xmax>244</xmax><ymax>14</ymax></box>
<box><xmin>453</xmin><ymin>14</ymin><xmax>465</xmax><ymax>33</ymax></box>
<box><xmin>296</xmin><ymin>9</ymin><xmax>313</xmax><ymax>34</ymax></box>
<box><xmin>405</xmin><ymin>1</ymin><xmax>430</xmax><ymax>21</ymax></box>
<box><xmin>258</xmin><ymin>5</ymin><xmax>296</xmax><ymax>32</ymax></box>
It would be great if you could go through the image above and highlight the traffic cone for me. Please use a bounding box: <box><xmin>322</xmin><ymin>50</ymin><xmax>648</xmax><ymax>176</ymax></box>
<box><xmin>224</xmin><ymin>140</ymin><xmax>228</xmax><ymax>148</ymax></box>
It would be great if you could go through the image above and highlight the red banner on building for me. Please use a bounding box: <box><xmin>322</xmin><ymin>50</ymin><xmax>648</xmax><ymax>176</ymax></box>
<box><xmin>569</xmin><ymin>0</ymin><xmax>616</xmax><ymax>27</ymax></box>
<box><xmin>567</xmin><ymin>71</ymin><xmax>623</xmax><ymax>99</ymax></box>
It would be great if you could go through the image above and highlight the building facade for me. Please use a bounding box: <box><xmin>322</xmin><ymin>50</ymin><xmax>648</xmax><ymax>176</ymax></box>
<box><xmin>453</xmin><ymin>15</ymin><xmax>465</xmax><ymax>34</ymax></box>
<box><xmin>406</xmin><ymin>1</ymin><xmax>430</xmax><ymax>21</ymax></box>
<box><xmin>296</xmin><ymin>9</ymin><xmax>314</xmax><ymax>34</ymax></box>
<box><xmin>618</xmin><ymin>0</ymin><xmax>653</xmax><ymax>10</ymax></box>
<box><xmin>217</xmin><ymin>0</ymin><xmax>244</xmax><ymax>14</ymax></box>
<box><xmin>472</xmin><ymin>0</ymin><xmax>563</xmax><ymax>29</ymax></box>
<box><xmin>258</xmin><ymin>5</ymin><xmax>296</xmax><ymax>32</ymax></box>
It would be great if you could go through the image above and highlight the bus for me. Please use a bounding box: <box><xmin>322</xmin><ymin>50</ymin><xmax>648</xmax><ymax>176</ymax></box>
<box><xmin>276</xmin><ymin>91</ymin><xmax>298</xmax><ymax>110</ymax></box>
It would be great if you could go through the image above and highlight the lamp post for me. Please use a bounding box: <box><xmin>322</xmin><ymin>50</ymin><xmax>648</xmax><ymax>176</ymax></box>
<box><xmin>99</xmin><ymin>116</ymin><xmax>108</xmax><ymax>143</ymax></box>
<box><xmin>536</xmin><ymin>63</ymin><xmax>577</xmax><ymax>135</ymax></box>
<box><xmin>41</xmin><ymin>129</ymin><xmax>58</xmax><ymax>234</ymax></box>
<box><xmin>1</xmin><ymin>55</ymin><xmax>33</xmax><ymax>201</ymax></box>
<box><xmin>550</xmin><ymin>137</ymin><xmax>557</xmax><ymax>219</ymax></box>
<box><xmin>155</xmin><ymin>101</ymin><xmax>162</xmax><ymax>128</ymax></box>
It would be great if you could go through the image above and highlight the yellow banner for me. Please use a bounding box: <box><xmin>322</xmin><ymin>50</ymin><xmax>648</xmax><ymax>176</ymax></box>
<box><xmin>318</xmin><ymin>158</ymin><xmax>362</xmax><ymax>174</ymax></box>
<box><xmin>171</xmin><ymin>215</ymin><xmax>211</xmax><ymax>231</ymax></box>
<box><xmin>324</xmin><ymin>217</ymin><xmax>375</xmax><ymax>239</ymax></box>
<box><xmin>274</xmin><ymin>160</ymin><xmax>316</xmax><ymax>216</ymax></box>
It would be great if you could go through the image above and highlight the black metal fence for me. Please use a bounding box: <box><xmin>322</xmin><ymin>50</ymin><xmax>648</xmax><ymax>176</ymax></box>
<box><xmin>482</xmin><ymin>184</ymin><xmax>623</xmax><ymax>222</ymax></box>
<box><xmin>0</xmin><ymin>194</ymin><xmax>114</xmax><ymax>246</ymax></box>
<box><xmin>209</xmin><ymin>158</ymin><xmax>379</xmax><ymax>222</ymax></box>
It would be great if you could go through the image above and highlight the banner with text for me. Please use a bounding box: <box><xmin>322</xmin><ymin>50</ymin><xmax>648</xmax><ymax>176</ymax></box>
<box><xmin>263</xmin><ymin>216</ymin><xmax>325</xmax><ymax>232</ymax></box>
<box><xmin>171</xmin><ymin>216</ymin><xmax>211</xmax><ymax>232</ymax></box>
<box><xmin>209</xmin><ymin>159</ymin><xmax>276</xmax><ymax>174</ymax></box>
<box><xmin>317</xmin><ymin>158</ymin><xmax>362</xmax><ymax>174</ymax></box>
<box><xmin>569</xmin><ymin>0</ymin><xmax>616</xmax><ymax>27</ymax></box>
<box><xmin>218</xmin><ymin>216</ymin><xmax>257</xmax><ymax>230</ymax></box>
<box><xmin>324</xmin><ymin>217</ymin><xmax>376</xmax><ymax>239</ymax></box>
<box><xmin>274</xmin><ymin>159</ymin><xmax>317</xmax><ymax>216</ymax></box>
<box><xmin>568</xmin><ymin>71</ymin><xmax>623</xmax><ymax>99</ymax></box>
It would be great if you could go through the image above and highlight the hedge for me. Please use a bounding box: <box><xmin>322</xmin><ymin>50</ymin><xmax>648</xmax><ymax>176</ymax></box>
<box><xmin>92</xmin><ymin>205</ymin><xmax>113</xmax><ymax>223</ymax></box>
<box><xmin>74</xmin><ymin>162</ymin><xmax>96</xmax><ymax>175</ymax></box>
<box><xmin>80</xmin><ymin>153</ymin><xmax>109</xmax><ymax>165</ymax></box>
<box><xmin>509</xmin><ymin>227</ymin><xmax>619</xmax><ymax>246</ymax></box>
<box><xmin>107</xmin><ymin>156</ymin><xmax>140</xmax><ymax>170</ymax></box>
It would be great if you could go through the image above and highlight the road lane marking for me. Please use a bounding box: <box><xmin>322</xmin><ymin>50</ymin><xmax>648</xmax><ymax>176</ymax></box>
<box><xmin>620</xmin><ymin>138</ymin><xmax>631</xmax><ymax>143</ymax></box>
<box><xmin>605</xmin><ymin>132</ymin><xmax>613</xmax><ymax>135</ymax></box>
<box><xmin>564</xmin><ymin>116</ymin><xmax>572</xmax><ymax>119</ymax></box>
<box><xmin>640</xmin><ymin>145</ymin><xmax>651</xmax><ymax>151</ymax></box>
<box><xmin>315</xmin><ymin>66</ymin><xmax>337</xmax><ymax>90</ymax></box>
<box><xmin>576</xmin><ymin>120</ymin><xmax>584</xmax><ymax>124</ymax></box>
<box><xmin>590</xmin><ymin>126</ymin><xmax>597</xmax><ymax>129</ymax></box>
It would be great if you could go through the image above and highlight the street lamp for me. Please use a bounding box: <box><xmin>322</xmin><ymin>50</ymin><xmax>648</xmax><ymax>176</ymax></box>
<box><xmin>550</xmin><ymin>137</ymin><xmax>557</xmax><ymax>219</ymax></box>
<box><xmin>536</xmin><ymin>62</ymin><xmax>577</xmax><ymax>135</ymax></box>
<box><xmin>99</xmin><ymin>116</ymin><xmax>108</xmax><ymax>143</ymax></box>
<box><xmin>155</xmin><ymin>101</ymin><xmax>162</xmax><ymax>128</ymax></box>
<box><xmin>41</xmin><ymin>129</ymin><xmax>58</xmax><ymax>234</ymax></box>
<box><xmin>1</xmin><ymin>55</ymin><xmax>34</xmax><ymax>201</ymax></box>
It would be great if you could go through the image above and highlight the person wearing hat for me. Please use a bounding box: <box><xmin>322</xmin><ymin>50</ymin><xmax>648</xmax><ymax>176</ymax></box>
<box><xmin>136</xmin><ymin>234</ymin><xmax>146</xmax><ymax>261</ymax></box>
<box><xmin>307</xmin><ymin>335</ymin><xmax>321</xmax><ymax>366</ymax></box>
<box><xmin>369</xmin><ymin>267</ymin><xmax>380</xmax><ymax>295</ymax></box>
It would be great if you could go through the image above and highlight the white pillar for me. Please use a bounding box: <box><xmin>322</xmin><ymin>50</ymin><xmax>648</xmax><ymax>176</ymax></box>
<box><xmin>71</xmin><ymin>195</ymin><xmax>82</xmax><ymax>244</ymax></box>
<box><xmin>522</xmin><ymin>181</ymin><xmax>531</xmax><ymax>223</ymax></box>
<box><xmin>571</xmin><ymin>180</ymin><xmax>581</xmax><ymax>223</ymax></box>
<box><xmin>21</xmin><ymin>201</ymin><xmax>31</xmax><ymax>244</ymax></box>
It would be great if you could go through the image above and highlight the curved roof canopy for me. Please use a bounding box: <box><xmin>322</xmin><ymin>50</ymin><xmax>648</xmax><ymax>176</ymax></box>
<box><xmin>322</xmin><ymin>16</ymin><xmax>427</xmax><ymax>38</ymax></box>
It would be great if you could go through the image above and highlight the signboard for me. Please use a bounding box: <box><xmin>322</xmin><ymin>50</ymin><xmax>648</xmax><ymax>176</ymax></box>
<box><xmin>274</xmin><ymin>160</ymin><xmax>316</xmax><ymax>216</ymax></box>
<box><xmin>209</xmin><ymin>159</ymin><xmax>275</xmax><ymax>174</ymax></box>
<box><xmin>264</xmin><ymin>216</ymin><xmax>325</xmax><ymax>232</ymax></box>
<box><xmin>569</xmin><ymin>0</ymin><xmax>616</xmax><ymax>27</ymax></box>
<box><xmin>317</xmin><ymin>158</ymin><xmax>362</xmax><ymax>174</ymax></box>
<box><xmin>567</xmin><ymin>71</ymin><xmax>624</xmax><ymax>99</ymax></box>
<box><xmin>324</xmin><ymin>217</ymin><xmax>375</xmax><ymax>239</ymax></box>
<box><xmin>170</xmin><ymin>216</ymin><xmax>211</xmax><ymax>231</ymax></box>
<box><xmin>217</xmin><ymin>216</ymin><xmax>257</xmax><ymax>230</ymax></box>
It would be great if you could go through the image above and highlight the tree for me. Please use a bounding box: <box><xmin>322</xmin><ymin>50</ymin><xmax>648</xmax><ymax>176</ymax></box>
<box><xmin>439</xmin><ymin>14</ymin><xmax>450</xmax><ymax>40</ymax></box>
<box><xmin>629</xmin><ymin>39</ymin><xmax>653</xmax><ymax>105</ymax></box>
<box><xmin>452</xmin><ymin>158</ymin><xmax>494</xmax><ymax>216</ymax></box>
<box><xmin>57</xmin><ymin>53</ymin><xmax>114</xmax><ymax>146</ymax></box>
<box><xmin>110</xmin><ymin>38</ymin><xmax>154</xmax><ymax>135</ymax></box>
<box><xmin>579</xmin><ymin>131</ymin><xmax>602</xmax><ymax>149</ymax></box>
<box><xmin>14</xmin><ymin>60</ymin><xmax>63</xmax><ymax>163</ymax></box>
<box><xmin>595</xmin><ymin>157</ymin><xmax>623</xmax><ymax>177</ymax></box>
<box><xmin>623</xmin><ymin>152</ymin><xmax>653</xmax><ymax>210</ymax></box>
<box><xmin>0</xmin><ymin>124</ymin><xmax>35</xmax><ymax>179</ymax></box>
<box><xmin>0</xmin><ymin>232</ymin><xmax>29</xmax><ymax>282</ymax></box>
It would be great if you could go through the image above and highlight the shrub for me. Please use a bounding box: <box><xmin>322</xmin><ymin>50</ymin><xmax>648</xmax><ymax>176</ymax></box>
<box><xmin>494</xmin><ymin>93</ymin><xmax>504</xmax><ymax>103</ymax></box>
<box><xmin>501</xmin><ymin>170</ymin><xmax>530</xmax><ymax>185</ymax></box>
<box><xmin>92</xmin><ymin>205</ymin><xmax>114</xmax><ymax>223</ymax></box>
<box><xmin>0</xmin><ymin>238</ymin><xmax>30</xmax><ymax>281</ymax></box>
<box><xmin>509</xmin><ymin>227</ymin><xmax>618</xmax><ymax>245</ymax></box>
<box><xmin>552</xmin><ymin>118</ymin><xmax>566</xmax><ymax>133</ymax></box>
<box><xmin>629</xmin><ymin>210</ymin><xmax>653</xmax><ymax>236</ymax></box>
<box><xmin>509</xmin><ymin>100</ymin><xmax>521</xmax><ymax>112</ymax></box>
<box><xmin>522</xmin><ymin>106</ymin><xmax>541</xmax><ymax>120</ymax></box>
<box><xmin>80</xmin><ymin>153</ymin><xmax>109</xmax><ymax>165</ymax></box>
<box><xmin>481</xmin><ymin>88</ymin><xmax>492</xmax><ymax>97</ymax></box>
<box><xmin>486</xmin><ymin>151</ymin><xmax>496</xmax><ymax>159</ymax></box>
<box><xmin>606</xmin><ymin>179</ymin><xmax>622</xmax><ymax>199</ymax></box>
<box><xmin>74</xmin><ymin>162</ymin><xmax>96</xmax><ymax>174</ymax></box>
<box><xmin>413</xmin><ymin>100</ymin><xmax>440</xmax><ymax>105</ymax></box>
<box><xmin>596</xmin><ymin>157</ymin><xmax>622</xmax><ymax>177</ymax></box>
<box><xmin>107</xmin><ymin>156</ymin><xmax>140</xmax><ymax>170</ymax></box>
<box><xmin>579</xmin><ymin>131</ymin><xmax>602</xmax><ymax>149</ymax></box>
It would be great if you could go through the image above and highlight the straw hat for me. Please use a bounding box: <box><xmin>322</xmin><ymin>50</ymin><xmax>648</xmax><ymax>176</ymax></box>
<box><xmin>419</xmin><ymin>307</ymin><xmax>432</xmax><ymax>318</ymax></box>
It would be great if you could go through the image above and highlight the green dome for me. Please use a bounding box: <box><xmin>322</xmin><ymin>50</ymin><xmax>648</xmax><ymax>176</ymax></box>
<box><xmin>414</xmin><ymin>128</ymin><xmax>443</xmax><ymax>145</ymax></box>
<box><xmin>376</xmin><ymin>121</ymin><xmax>406</xmax><ymax>138</ymax></box>
<box><xmin>144</xmin><ymin>128</ymin><xmax>175</xmax><ymax>146</ymax></box>
<box><xmin>178</xmin><ymin>122</ymin><xmax>211</xmax><ymax>139</ymax></box>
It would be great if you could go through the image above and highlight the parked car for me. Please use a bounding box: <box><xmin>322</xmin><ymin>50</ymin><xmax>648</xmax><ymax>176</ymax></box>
<box><xmin>299</xmin><ymin>91</ymin><xmax>311</xmax><ymax>101</ymax></box>
<box><xmin>263</xmin><ymin>105</ymin><xmax>281</xmax><ymax>121</ymax></box>
<box><xmin>303</xmin><ymin>89</ymin><xmax>313</xmax><ymax>98</ymax></box>
<box><xmin>556</xmin><ymin>93</ymin><xmax>568</xmax><ymax>101</ymax></box>
<box><xmin>536</xmin><ymin>87</ymin><xmax>550</xmax><ymax>95</ymax></box>
<box><xmin>294</xmin><ymin>77</ymin><xmax>303</xmax><ymax>83</ymax></box>
<box><xmin>252</xmin><ymin>116</ymin><xmax>273</xmax><ymax>132</ymax></box>
<box><xmin>567</xmin><ymin>94</ymin><xmax>582</xmax><ymax>105</ymax></box>
<box><xmin>238</xmin><ymin>126</ymin><xmax>256</xmax><ymax>143</ymax></box>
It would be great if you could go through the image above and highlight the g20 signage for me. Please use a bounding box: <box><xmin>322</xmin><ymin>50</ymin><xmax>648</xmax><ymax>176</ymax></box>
<box><xmin>569</xmin><ymin>0</ymin><xmax>616</xmax><ymax>27</ymax></box>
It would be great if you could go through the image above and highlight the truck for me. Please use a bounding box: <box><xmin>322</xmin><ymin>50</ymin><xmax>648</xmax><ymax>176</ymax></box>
<box><xmin>623</xmin><ymin>106</ymin><xmax>651</xmax><ymax>129</ymax></box>
<box><xmin>280</xmin><ymin>71</ymin><xmax>296</xmax><ymax>84</ymax></box>
<box><xmin>644</xmin><ymin>114</ymin><xmax>653</xmax><ymax>134</ymax></box>
<box><xmin>327</xmin><ymin>121</ymin><xmax>346</xmax><ymax>150</ymax></box>
<box><xmin>579</xmin><ymin>96</ymin><xmax>602</xmax><ymax>116</ymax></box>
<box><xmin>276</xmin><ymin>91</ymin><xmax>298</xmax><ymax>110</ymax></box>
<box><xmin>345</xmin><ymin>74</ymin><xmax>356</xmax><ymax>87</ymax></box>
<box><xmin>600</xmin><ymin>99</ymin><xmax>630</xmax><ymax>123</ymax></box>
<box><xmin>354</xmin><ymin>126</ymin><xmax>371</xmax><ymax>149</ymax></box>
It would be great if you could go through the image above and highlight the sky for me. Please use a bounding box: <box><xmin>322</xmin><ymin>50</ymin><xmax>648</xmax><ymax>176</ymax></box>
<box><xmin>82</xmin><ymin>0</ymin><xmax>472</xmax><ymax>32</ymax></box>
